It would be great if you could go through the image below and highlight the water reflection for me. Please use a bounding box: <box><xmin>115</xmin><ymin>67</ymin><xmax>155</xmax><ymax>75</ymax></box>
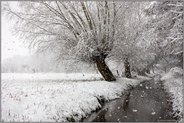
<box><xmin>84</xmin><ymin>80</ymin><xmax>175</xmax><ymax>122</ymax></box>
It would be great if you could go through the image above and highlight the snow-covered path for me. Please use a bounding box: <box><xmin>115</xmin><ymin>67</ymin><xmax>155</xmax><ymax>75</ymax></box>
<box><xmin>2</xmin><ymin>73</ymin><xmax>149</xmax><ymax>122</ymax></box>
<box><xmin>84</xmin><ymin>79</ymin><xmax>176</xmax><ymax>122</ymax></box>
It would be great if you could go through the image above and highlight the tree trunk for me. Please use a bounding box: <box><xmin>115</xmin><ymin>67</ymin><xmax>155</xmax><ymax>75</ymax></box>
<box><xmin>152</xmin><ymin>66</ymin><xmax>155</xmax><ymax>73</ymax></box>
<box><xmin>116</xmin><ymin>70</ymin><xmax>120</xmax><ymax>76</ymax></box>
<box><xmin>124</xmin><ymin>57</ymin><xmax>132</xmax><ymax>78</ymax></box>
<box><xmin>95</xmin><ymin>56</ymin><xmax>116</xmax><ymax>81</ymax></box>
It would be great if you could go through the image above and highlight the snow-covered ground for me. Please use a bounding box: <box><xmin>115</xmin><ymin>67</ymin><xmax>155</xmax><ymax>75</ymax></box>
<box><xmin>161</xmin><ymin>67</ymin><xmax>183</xmax><ymax>120</ymax></box>
<box><xmin>2</xmin><ymin>73</ymin><xmax>102</xmax><ymax>81</ymax></box>
<box><xmin>2</xmin><ymin>73</ymin><xmax>150</xmax><ymax>122</ymax></box>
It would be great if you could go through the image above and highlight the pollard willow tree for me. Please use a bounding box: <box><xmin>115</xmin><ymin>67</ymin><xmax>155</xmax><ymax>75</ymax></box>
<box><xmin>3</xmin><ymin>1</ymin><xmax>128</xmax><ymax>81</ymax></box>
<box><xmin>111</xmin><ymin>2</ymin><xmax>148</xmax><ymax>78</ymax></box>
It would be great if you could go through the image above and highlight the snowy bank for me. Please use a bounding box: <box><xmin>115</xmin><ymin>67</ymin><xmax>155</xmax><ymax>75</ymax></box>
<box><xmin>161</xmin><ymin>67</ymin><xmax>183</xmax><ymax>120</ymax></box>
<box><xmin>2</xmin><ymin>73</ymin><xmax>102</xmax><ymax>81</ymax></box>
<box><xmin>2</xmin><ymin>73</ymin><xmax>149</xmax><ymax>122</ymax></box>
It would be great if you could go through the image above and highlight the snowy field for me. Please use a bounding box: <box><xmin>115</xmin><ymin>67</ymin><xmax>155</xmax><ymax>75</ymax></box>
<box><xmin>2</xmin><ymin>73</ymin><xmax>103</xmax><ymax>81</ymax></box>
<box><xmin>2</xmin><ymin>73</ymin><xmax>149</xmax><ymax>122</ymax></box>
<box><xmin>161</xmin><ymin>67</ymin><xmax>183</xmax><ymax>120</ymax></box>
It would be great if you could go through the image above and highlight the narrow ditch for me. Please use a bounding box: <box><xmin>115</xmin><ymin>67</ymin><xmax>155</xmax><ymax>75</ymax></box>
<box><xmin>81</xmin><ymin>79</ymin><xmax>177</xmax><ymax>122</ymax></box>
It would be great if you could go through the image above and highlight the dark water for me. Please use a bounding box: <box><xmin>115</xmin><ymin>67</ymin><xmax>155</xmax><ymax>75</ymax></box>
<box><xmin>83</xmin><ymin>79</ymin><xmax>176</xmax><ymax>122</ymax></box>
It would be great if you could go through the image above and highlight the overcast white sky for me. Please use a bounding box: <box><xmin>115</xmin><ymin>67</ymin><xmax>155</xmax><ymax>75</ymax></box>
<box><xmin>1</xmin><ymin>11</ymin><xmax>30</xmax><ymax>61</ymax></box>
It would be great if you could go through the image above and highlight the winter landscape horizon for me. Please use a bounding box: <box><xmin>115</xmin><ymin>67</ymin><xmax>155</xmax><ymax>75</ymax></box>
<box><xmin>1</xmin><ymin>1</ymin><xmax>183</xmax><ymax>122</ymax></box>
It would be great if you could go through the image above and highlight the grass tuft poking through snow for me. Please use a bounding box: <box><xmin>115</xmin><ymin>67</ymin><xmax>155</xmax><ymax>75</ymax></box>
<box><xmin>161</xmin><ymin>67</ymin><xmax>183</xmax><ymax>120</ymax></box>
<box><xmin>2</xmin><ymin>73</ymin><xmax>149</xmax><ymax>122</ymax></box>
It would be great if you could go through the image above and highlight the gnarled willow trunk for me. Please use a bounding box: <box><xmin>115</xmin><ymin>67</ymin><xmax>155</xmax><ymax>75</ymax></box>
<box><xmin>124</xmin><ymin>57</ymin><xmax>132</xmax><ymax>78</ymax></box>
<box><xmin>95</xmin><ymin>55</ymin><xmax>116</xmax><ymax>81</ymax></box>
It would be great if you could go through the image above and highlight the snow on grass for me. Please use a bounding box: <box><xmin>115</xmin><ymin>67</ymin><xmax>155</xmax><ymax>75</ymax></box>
<box><xmin>2</xmin><ymin>73</ymin><xmax>149</xmax><ymax>122</ymax></box>
<box><xmin>161</xmin><ymin>67</ymin><xmax>183</xmax><ymax>120</ymax></box>
<box><xmin>2</xmin><ymin>73</ymin><xmax>102</xmax><ymax>81</ymax></box>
